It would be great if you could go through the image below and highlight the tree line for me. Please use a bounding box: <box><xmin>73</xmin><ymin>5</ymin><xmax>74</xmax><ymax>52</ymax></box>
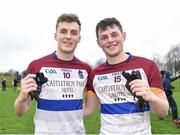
<box><xmin>152</xmin><ymin>43</ymin><xmax>180</xmax><ymax>75</ymax></box>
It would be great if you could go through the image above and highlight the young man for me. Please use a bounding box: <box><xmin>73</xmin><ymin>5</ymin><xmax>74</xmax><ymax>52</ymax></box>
<box><xmin>86</xmin><ymin>17</ymin><xmax>169</xmax><ymax>134</ymax></box>
<box><xmin>162</xmin><ymin>70</ymin><xmax>180</xmax><ymax>127</ymax></box>
<box><xmin>14</xmin><ymin>13</ymin><xmax>93</xmax><ymax>134</ymax></box>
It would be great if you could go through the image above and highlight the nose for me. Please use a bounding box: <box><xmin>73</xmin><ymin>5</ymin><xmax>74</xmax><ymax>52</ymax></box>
<box><xmin>65</xmin><ymin>32</ymin><xmax>71</xmax><ymax>39</ymax></box>
<box><xmin>107</xmin><ymin>36</ymin><xmax>114</xmax><ymax>43</ymax></box>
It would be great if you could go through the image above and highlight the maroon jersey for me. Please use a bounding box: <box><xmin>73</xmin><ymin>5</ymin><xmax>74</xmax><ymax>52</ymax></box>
<box><xmin>87</xmin><ymin>53</ymin><xmax>163</xmax><ymax>134</ymax></box>
<box><xmin>88</xmin><ymin>53</ymin><xmax>163</xmax><ymax>92</ymax></box>
<box><xmin>27</xmin><ymin>51</ymin><xmax>92</xmax><ymax>134</ymax></box>
<box><xmin>27</xmin><ymin>51</ymin><xmax>91</xmax><ymax>74</ymax></box>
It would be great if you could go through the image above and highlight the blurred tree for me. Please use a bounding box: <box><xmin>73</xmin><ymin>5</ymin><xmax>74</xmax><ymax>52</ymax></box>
<box><xmin>151</xmin><ymin>53</ymin><xmax>165</xmax><ymax>70</ymax></box>
<box><xmin>7</xmin><ymin>69</ymin><xmax>17</xmax><ymax>76</ymax></box>
<box><xmin>165</xmin><ymin>44</ymin><xmax>180</xmax><ymax>75</ymax></box>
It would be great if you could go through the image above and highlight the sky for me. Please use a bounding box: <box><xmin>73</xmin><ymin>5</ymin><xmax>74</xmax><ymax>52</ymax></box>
<box><xmin>0</xmin><ymin>0</ymin><xmax>180</xmax><ymax>72</ymax></box>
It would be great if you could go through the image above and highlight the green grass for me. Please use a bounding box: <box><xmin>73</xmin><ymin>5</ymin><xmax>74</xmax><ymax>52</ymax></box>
<box><xmin>0</xmin><ymin>77</ymin><xmax>180</xmax><ymax>134</ymax></box>
<box><xmin>0</xmin><ymin>88</ymin><xmax>35</xmax><ymax>134</ymax></box>
<box><xmin>151</xmin><ymin>79</ymin><xmax>180</xmax><ymax>134</ymax></box>
<box><xmin>84</xmin><ymin>109</ymin><xmax>100</xmax><ymax>134</ymax></box>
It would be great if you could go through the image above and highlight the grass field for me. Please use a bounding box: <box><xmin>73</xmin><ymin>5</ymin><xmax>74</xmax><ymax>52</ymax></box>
<box><xmin>0</xmin><ymin>76</ymin><xmax>180</xmax><ymax>134</ymax></box>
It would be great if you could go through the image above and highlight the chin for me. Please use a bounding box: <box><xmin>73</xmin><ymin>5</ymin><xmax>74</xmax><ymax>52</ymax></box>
<box><xmin>63</xmin><ymin>49</ymin><xmax>75</xmax><ymax>54</ymax></box>
<box><xmin>106</xmin><ymin>52</ymin><xmax>119</xmax><ymax>57</ymax></box>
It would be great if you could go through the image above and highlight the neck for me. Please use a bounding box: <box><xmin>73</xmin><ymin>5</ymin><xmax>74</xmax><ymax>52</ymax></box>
<box><xmin>56</xmin><ymin>50</ymin><xmax>74</xmax><ymax>61</ymax></box>
<box><xmin>107</xmin><ymin>52</ymin><xmax>128</xmax><ymax>65</ymax></box>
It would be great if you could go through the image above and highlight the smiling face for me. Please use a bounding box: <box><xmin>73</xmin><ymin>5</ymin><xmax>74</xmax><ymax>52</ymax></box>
<box><xmin>97</xmin><ymin>25</ymin><xmax>126</xmax><ymax>58</ymax></box>
<box><xmin>54</xmin><ymin>21</ymin><xmax>81</xmax><ymax>56</ymax></box>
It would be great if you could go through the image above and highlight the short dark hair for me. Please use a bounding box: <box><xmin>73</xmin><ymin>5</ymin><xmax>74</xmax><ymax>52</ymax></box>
<box><xmin>56</xmin><ymin>13</ymin><xmax>81</xmax><ymax>31</ymax></box>
<box><xmin>160</xmin><ymin>70</ymin><xmax>165</xmax><ymax>76</ymax></box>
<box><xmin>96</xmin><ymin>17</ymin><xmax>123</xmax><ymax>39</ymax></box>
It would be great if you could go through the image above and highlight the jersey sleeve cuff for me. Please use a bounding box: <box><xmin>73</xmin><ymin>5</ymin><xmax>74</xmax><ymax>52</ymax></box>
<box><xmin>86</xmin><ymin>90</ymin><xmax>96</xmax><ymax>96</ymax></box>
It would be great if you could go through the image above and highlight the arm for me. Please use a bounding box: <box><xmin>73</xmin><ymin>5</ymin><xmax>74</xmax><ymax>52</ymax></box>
<box><xmin>130</xmin><ymin>80</ymin><xmax>169</xmax><ymax>118</ymax></box>
<box><xmin>170</xmin><ymin>75</ymin><xmax>180</xmax><ymax>82</ymax></box>
<box><xmin>148</xmin><ymin>87</ymin><xmax>169</xmax><ymax>117</ymax></box>
<box><xmin>83</xmin><ymin>90</ymin><xmax>100</xmax><ymax>116</ymax></box>
<box><xmin>14</xmin><ymin>74</ymin><xmax>37</xmax><ymax>116</ymax></box>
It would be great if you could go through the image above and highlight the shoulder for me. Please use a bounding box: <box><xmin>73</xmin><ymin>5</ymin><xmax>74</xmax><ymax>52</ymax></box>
<box><xmin>27</xmin><ymin>54</ymin><xmax>53</xmax><ymax>73</ymax></box>
<box><xmin>28</xmin><ymin>54</ymin><xmax>52</xmax><ymax>67</ymax></box>
<box><xmin>93</xmin><ymin>63</ymin><xmax>106</xmax><ymax>71</ymax></box>
<box><xmin>90</xmin><ymin>63</ymin><xmax>107</xmax><ymax>77</ymax></box>
<box><xmin>131</xmin><ymin>55</ymin><xmax>158</xmax><ymax>69</ymax></box>
<box><xmin>72</xmin><ymin>57</ymin><xmax>92</xmax><ymax>72</ymax></box>
<box><xmin>76</xmin><ymin>58</ymin><xmax>91</xmax><ymax>68</ymax></box>
<box><xmin>131</xmin><ymin>55</ymin><xmax>160</xmax><ymax>72</ymax></box>
<box><xmin>131</xmin><ymin>55</ymin><xmax>155</xmax><ymax>65</ymax></box>
<box><xmin>31</xmin><ymin>54</ymin><xmax>53</xmax><ymax>64</ymax></box>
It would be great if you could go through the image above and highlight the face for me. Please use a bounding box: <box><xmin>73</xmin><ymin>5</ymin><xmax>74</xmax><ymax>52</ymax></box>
<box><xmin>97</xmin><ymin>25</ymin><xmax>126</xmax><ymax>58</ymax></box>
<box><xmin>54</xmin><ymin>22</ymin><xmax>80</xmax><ymax>55</ymax></box>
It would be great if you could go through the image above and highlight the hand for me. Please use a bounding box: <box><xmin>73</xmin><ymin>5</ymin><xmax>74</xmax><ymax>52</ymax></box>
<box><xmin>129</xmin><ymin>79</ymin><xmax>156</xmax><ymax>102</ymax></box>
<box><xmin>171</xmin><ymin>86</ymin><xmax>175</xmax><ymax>89</ymax></box>
<box><xmin>20</xmin><ymin>74</ymin><xmax>37</xmax><ymax>102</ymax></box>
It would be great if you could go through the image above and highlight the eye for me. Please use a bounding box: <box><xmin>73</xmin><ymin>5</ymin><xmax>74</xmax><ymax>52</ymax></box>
<box><xmin>111</xmin><ymin>32</ymin><xmax>118</xmax><ymax>37</ymax></box>
<box><xmin>60</xmin><ymin>29</ymin><xmax>67</xmax><ymax>34</ymax></box>
<box><xmin>71</xmin><ymin>30</ymin><xmax>78</xmax><ymax>36</ymax></box>
<box><xmin>100</xmin><ymin>35</ymin><xmax>108</xmax><ymax>40</ymax></box>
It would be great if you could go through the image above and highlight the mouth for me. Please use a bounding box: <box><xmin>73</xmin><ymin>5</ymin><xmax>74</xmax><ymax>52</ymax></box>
<box><xmin>63</xmin><ymin>41</ymin><xmax>72</xmax><ymax>46</ymax></box>
<box><xmin>107</xmin><ymin>44</ymin><xmax>116</xmax><ymax>49</ymax></box>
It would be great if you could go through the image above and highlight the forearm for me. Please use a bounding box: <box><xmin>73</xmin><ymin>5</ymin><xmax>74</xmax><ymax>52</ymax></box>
<box><xmin>14</xmin><ymin>94</ymin><xmax>32</xmax><ymax>116</ymax></box>
<box><xmin>83</xmin><ymin>91</ymin><xmax>99</xmax><ymax>116</ymax></box>
<box><xmin>14</xmin><ymin>74</ymin><xmax>37</xmax><ymax>116</ymax></box>
<box><xmin>149</xmin><ymin>93</ymin><xmax>169</xmax><ymax>117</ymax></box>
<box><xmin>83</xmin><ymin>103</ymin><xmax>93</xmax><ymax>116</ymax></box>
<box><xmin>170</xmin><ymin>76</ymin><xmax>180</xmax><ymax>82</ymax></box>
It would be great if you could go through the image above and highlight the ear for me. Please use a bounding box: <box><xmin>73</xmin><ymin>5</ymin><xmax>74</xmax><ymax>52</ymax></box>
<box><xmin>54</xmin><ymin>33</ymin><xmax>57</xmax><ymax>40</ymax></box>
<box><xmin>97</xmin><ymin>39</ymin><xmax>102</xmax><ymax>48</ymax></box>
<box><xmin>122</xmin><ymin>32</ymin><xmax>126</xmax><ymax>41</ymax></box>
<box><xmin>78</xmin><ymin>35</ymin><xmax>81</xmax><ymax>43</ymax></box>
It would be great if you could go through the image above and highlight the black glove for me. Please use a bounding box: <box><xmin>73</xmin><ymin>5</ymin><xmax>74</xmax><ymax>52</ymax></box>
<box><xmin>29</xmin><ymin>72</ymin><xmax>48</xmax><ymax>102</ymax></box>
<box><xmin>122</xmin><ymin>70</ymin><xmax>145</xmax><ymax>112</ymax></box>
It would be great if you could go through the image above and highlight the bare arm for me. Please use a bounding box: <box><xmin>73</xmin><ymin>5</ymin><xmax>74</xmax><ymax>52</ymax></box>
<box><xmin>130</xmin><ymin>80</ymin><xmax>169</xmax><ymax>117</ymax></box>
<box><xmin>14</xmin><ymin>93</ymin><xmax>32</xmax><ymax>116</ymax></box>
<box><xmin>83</xmin><ymin>90</ymin><xmax>100</xmax><ymax>116</ymax></box>
<box><xmin>148</xmin><ymin>88</ymin><xmax>169</xmax><ymax>117</ymax></box>
<box><xmin>14</xmin><ymin>74</ymin><xmax>37</xmax><ymax>116</ymax></box>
